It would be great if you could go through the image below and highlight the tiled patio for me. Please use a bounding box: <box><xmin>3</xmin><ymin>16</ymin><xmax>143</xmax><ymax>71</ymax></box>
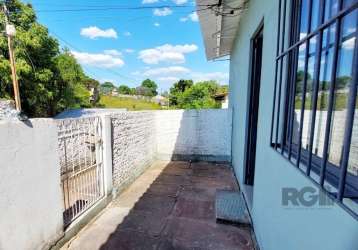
<box><xmin>63</xmin><ymin>161</ymin><xmax>255</xmax><ymax>250</ymax></box>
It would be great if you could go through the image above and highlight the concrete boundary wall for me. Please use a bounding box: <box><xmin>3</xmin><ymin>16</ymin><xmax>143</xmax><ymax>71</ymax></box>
<box><xmin>0</xmin><ymin>119</ymin><xmax>64</xmax><ymax>250</ymax></box>
<box><xmin>111</xmin><ymin>109</ymin><xmax>232</xmax><ymax>192</ymax></box>
<box><xmin>155</xmin><ymin>109</ymin><xmax>232</xmax><ymax>162</ymax></box>
<box><xmin>111</xmin><ymin>111</ymin><xmax>157</xmax><ymax>193</ymax></box>
<box><xmin>0</xmin><ymin>109</ymin><xmax>232</xmax><ymax>249</ymax></box>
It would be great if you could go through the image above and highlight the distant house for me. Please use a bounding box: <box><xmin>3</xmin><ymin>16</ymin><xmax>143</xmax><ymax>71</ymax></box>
<box><xmin>214</xmin><ymin>93</ymin><xmax>228</xmax><ymax>109</ymax></box>
<box><xmin>111</xmin><ymin>88</ymin><xmax>119</xmax><ymax>97</ymax></box>
<box><xmin>152</xmin><ymin>95</ymin><xmax>168</xmax><ymax>106</ymax></box>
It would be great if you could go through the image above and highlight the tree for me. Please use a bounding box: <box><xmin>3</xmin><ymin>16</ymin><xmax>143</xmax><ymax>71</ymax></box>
<box><xmin>118</xmin><ymin>85</ymin><xmax>131</xmax><ymax>95</ymax></box>
<box><xmin>52</xmin><ymin>51</ymin><xmax>91</xmax><ymax>114</ymax></box>
<box><xmin>336</xmin><ymin>76</ymin><xmax>351</xmax><ymax>90</ymax></box>
<box><xmin>217</xmin><ymin>85</ymin><xmax>229</xmax><ymax>94</ymax></box>
<box><xmin>161</xmin><ymin>90</ymin><xmax>169</xmax><ymax>98</ymax></box>
<box><xmin>141</xmin><ymin>79</ymin><xmax>158</xmax><ymax>96</ymax></box>
<box><xmin>169</xmin><ymin>79</ymin><xmax>193</xmax><ymax>106</ymax></box>
<box><xmin>136</xmin><ymin>86</ymin><xmax>152</xmax><ymax>96</ymax></box>
<box><xmin>130</xmin><ymin>88</ymin><xmax>136</xmax><ymax>95</ymax></box>
<box><xmin>168</xmin><ymin>80</ymin><xmax>221</xmax><ymax>109</ymax></box>
<box><xmin>100</xmin><ymin>82</ymin><xmax>115</xmax><ymax>95</ymax></box>
<box><xmin>0</xmin><ymin>1</ymin><xmax>95</xmax><ymax>117</ymax></box>
<box><xmin>83</xmin><ymin>77</ymin><xmax>100</xmax><ymax>105</ymax></box>
<box><xmin>177</xmin><ymin>81</ymin><xmax>220</xmax><ymax>109</ymax></box>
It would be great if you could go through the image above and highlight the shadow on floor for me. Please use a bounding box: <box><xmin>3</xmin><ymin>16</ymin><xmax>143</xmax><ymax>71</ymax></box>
<box><xmin>99</xmin><ymin>161</ymin><xmax>254</xmax><ymax>250</ymax></box>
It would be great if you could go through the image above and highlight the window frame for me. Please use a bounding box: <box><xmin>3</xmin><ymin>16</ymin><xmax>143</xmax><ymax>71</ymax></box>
<box><xmin>271</xmin><ymin>0</ymin><xmax>358</xmax><ymax>219</ymax></box>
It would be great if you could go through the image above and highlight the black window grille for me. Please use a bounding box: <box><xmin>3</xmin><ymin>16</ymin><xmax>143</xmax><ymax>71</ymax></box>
<box><xmin>271</xmin><ymin>0</ymin><xmax>358</xmax><ymax>219</ymax></box>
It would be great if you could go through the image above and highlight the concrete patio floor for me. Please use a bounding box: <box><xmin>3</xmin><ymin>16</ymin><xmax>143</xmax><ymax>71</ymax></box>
<box><xmin>62</xmin><ymin>161</ymin><xmax>255</xmax><ymax>250</ymax></box>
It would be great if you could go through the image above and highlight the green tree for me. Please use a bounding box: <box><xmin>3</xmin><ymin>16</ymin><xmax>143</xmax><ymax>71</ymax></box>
<box><xmin>83</xmin><ymin>77</ymin><xmax>100</xmax><ymax>105</ymax></box>
<box><xmin>100</xmin><ymin>82</ymin><xmax>115</xmax><ymax>95</ymax></box>
<box><xmin>0</xmin><ymin>1</ymin><xmax>94</xmax><ymax>117</ymax></box>
<box><xmin>169</xmin><ymin>80</ymin><xmax>221</xmax><ymax>109</ymax></box>
<box><xmin>52</xmin><ymin>51</ymin><xmax>91</xmax><ymax>114</ymax></box>
<box><xmin>129</xmin><ymin>88</ymin><xmax>136</xmax><ymax>95</ymax></box>
<box><xmin>141</xmin><ymin>79</ymin><xmax>158</xmax><ymax>96</ymax></box>
<box><xmin>169</xmin><ymin>79</ymin><xmax>193</xmax><ymax>106</ymax></box>
<box><xmin>118</xmin><ymin>84</ymin><xmax>131</xmax><ymax>95</ymax></box>
<box><xmin>136</xmin><ymin>86</ymin><xmax>152</xmax><ymax>96</ymax></box>
<box><xmin>336</xmin><ymin>75</ymin><xmax>351</xmax><ymax>90</ymax></box>
<box><xmin>217</xmin><ymin>85</ymin><xmax>229</xmax><ymax>94</ymax></box>
<box><xmin>178</xmin><ymin>82</ymin><xmax>219</xmax><ymax>109</ymax></box>
<box><xmin>161</xmin><ymin>90</ymin><xmax>169</xmax><ymax>98</ymax></box>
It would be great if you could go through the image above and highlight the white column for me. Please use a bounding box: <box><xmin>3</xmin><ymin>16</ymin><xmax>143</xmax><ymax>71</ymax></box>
<box><xmin>101</xmin><ymin>114</ymin><xmax>113</xmax><ymax>196</ymax></box>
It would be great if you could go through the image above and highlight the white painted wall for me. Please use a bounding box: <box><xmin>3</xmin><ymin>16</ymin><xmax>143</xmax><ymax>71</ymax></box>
<box><xmin>111</xmin><ymin>109</ymin><xmax>232</xmax><ymax>192</ymax></box>
<box><xmin>155</xmin><ymin>109</ymin><xmax>232</xmax><ymax>161</ymax></box>
<box><xmin>0</xmin><ymin>119</ymin><xmax>64</xmax><ymax>250</ymax></box>
<box><xmin>0</xmin><ymin>109</ymin><xmax>232</xmax><ymax>249</ymax></box>
<box><xmin>111</xmin><ymin>111</ymin><xmax>157</xmax><ymax>192</ymax></box>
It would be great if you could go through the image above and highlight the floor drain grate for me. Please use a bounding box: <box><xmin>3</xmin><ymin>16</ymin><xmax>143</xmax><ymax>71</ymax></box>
<box><xmin>215</xmin><ymin>190</ymin><xmax>251</xmax><ymax>225</ymax></box>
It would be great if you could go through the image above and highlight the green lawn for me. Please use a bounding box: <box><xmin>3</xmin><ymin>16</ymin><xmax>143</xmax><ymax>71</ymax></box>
<box><xmin>295</xmin><ymin>92</ymin><xmax>353</xmax><ymax>110</ymax></box>
<box><xmin>99</xmin><ymin>95</ymin><xmax>162</xmax><ymax>110</ymax></box>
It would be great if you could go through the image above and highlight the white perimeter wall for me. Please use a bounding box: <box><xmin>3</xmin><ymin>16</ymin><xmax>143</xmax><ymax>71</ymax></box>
<box><xmin>155</xmin><ymin>109</ymin><xmax>232</xmax><ymax>161</ymax></box>
<box><xmin>0</xmin><ymin>109</ymin><xmax>232</xmax><ymax>249</ymax></box>
<box><xmin>111</xmin><ymin>109</ymin><xmax>232</xmax><ymax>191</ymax></box>
<box><xmin>0</xmin><ymin>119</ymin><xmax>63</xmax><ymax>250</ymax></box>
<box><xmin>111</xmin><ymin>111</ymin><xmax>157</xmax><ymax>192</ymax></box>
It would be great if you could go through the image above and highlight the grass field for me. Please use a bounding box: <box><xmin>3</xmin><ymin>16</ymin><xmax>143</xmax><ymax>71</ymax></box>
<box><xmin>99</xmin><ymin>95</ymin><xmax>162</xmax><ymax>110</ymax></box>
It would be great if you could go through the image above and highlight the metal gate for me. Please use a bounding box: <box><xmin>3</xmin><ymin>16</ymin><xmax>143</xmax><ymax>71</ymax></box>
<box><xmin>57</xmin><ymin>117</ymin><xmax>104</xmax><ymax>227</ymax></box>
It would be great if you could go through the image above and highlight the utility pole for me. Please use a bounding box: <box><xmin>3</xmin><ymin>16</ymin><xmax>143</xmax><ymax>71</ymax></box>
<box><xmin>3</xmin><ymin>2</ymin><xmax>21</xmax><ymax>111</ymax></box>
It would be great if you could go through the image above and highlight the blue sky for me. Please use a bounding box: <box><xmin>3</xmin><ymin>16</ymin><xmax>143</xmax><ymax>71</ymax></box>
<box><xmin>26</xmin><ymin>0</ymin><xmax>229</xmax><ymax>92</ymax></box>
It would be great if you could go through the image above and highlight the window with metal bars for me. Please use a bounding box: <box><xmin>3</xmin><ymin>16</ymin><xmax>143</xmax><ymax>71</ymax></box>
<box><xmin>271</xmin><ymin>0</ymin><xmax>358</xmax><ymax>218</ymax></box>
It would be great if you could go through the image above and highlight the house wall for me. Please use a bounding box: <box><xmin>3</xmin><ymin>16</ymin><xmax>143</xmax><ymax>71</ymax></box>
<box><xmin>0</xmin><ymin>119</ymin><xmax>64</xmax><ymax>250</ymax></box>
<box><xmin>229</xmin><ymin>0</ymin><xmax>358</xmax><ymax>250</ymax></box>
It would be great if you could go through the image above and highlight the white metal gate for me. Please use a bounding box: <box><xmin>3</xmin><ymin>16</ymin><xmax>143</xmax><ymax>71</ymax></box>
<box><xmin>57</xmin><ymin>117</ymin><xmax>104</xmax><ymax>227</ymax></box>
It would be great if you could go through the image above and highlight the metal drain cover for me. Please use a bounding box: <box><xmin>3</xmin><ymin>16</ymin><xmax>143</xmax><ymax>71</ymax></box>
<box><xmin>215</xmin><ymin>190</ymin><xmax>251</xmax><ymax>225</ymax></box>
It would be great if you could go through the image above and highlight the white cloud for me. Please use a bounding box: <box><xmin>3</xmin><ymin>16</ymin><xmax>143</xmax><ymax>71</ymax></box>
<box><xmin>298</xmin><ymin>59</ymin><xmax>305</xmax><ymax>68</ymax></box>
<box><xmin>190</xmin><ymin>72</ymin><xmax>229</xmax><ymax>83</ymax></box>
<box><xmin>142</xmin><ymin>0</ymin><xmax>159</xmax><ymax>3</ymax></box>
<box><xmin>104</xmin><ymin>49</ymin><xmax>122</xmax><ymax>56</ymax></box>
<box><xmin>135</xmin><ymin>66</ymin><xmax>229</xmax><ymax>86</ymax></box>
<box><xmin>80</xmin><ymin>26</ymin><xmax>118</xmax><ymax>39</ymax></box>
<box><xmin>157</xmin><ymin>76</ymin><xmax>180</xmax><ymax>83</ymax></box>
<box><xmin>131</xmin><ymin>71</ymin><xmax>141</xmax><ymax>76</ymax></box>
<box><xmin>154</xmin><ymin>22</ymin><xmax>160</xmax><ymax>27</ymax></box>
<box><xmin>189</xmin><ymin>12</ymin><xmax>198</xmax><ymax>21</ymax></box>
<box><xmin>180</xmin><ymin>11</ymin><xmax>198</xmax><ymax>22</ymax></box>
<box><xmin>71</xmin><ymin>50</ymin><xmax>124</xmax><ymax>68</ymax></box>
<box><xmin>124</xmin><ymin>49</ymin><xmax>135</xmax><ymax>53</ymax></box>
<box><xmin>342</xmin><ymin>37</ymin><xmax>355</xmax><ymax>50</ymax></box>
<box><xmin>138</xmin><ymin>44</ymin><xmax>198</xmax><ymax>64</ymax></box>
<box><xmin>153</xmin><ymin>7</ymin><xmax>173</xmax><ymax>16</ymax></box>
<box><xmin>347</xmin><ymin>27</ymin><xmax>356</xmax><ymax>33</ymax></box>
<box><xmin>172</xmin><ymin>0</ymin><xmax>188</xmax><ymax>4</ymax></box>
<box><xmin>123</xmin><ymin>31</ymin><xmax>131</xmax><ymax>36</ymax></box>
<box><xmin>143</xmin><ymin>66</ymin><xmax>190</xmax><ymax>76</ymax></box>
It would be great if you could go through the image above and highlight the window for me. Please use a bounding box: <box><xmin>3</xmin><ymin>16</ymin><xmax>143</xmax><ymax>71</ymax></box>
<box><xmin>271</xmin><ymin>0</ymin><xmax>358</xmax><ymax>218</ymax></box>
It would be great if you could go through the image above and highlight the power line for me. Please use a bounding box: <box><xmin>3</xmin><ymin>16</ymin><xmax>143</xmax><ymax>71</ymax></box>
<box><xmin>9</xmin><ymin>3</ymin><xmax>215</xmax><ymax>14</ymax></box>
<box><xmin>12</xmin><ymin>4</ymin><xmax>196</xmax><ymax>13</ymax></box>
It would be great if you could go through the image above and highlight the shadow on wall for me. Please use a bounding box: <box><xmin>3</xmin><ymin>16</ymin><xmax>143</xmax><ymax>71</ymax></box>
<box><xmin>155</xmin><ymin>109</ymin><xmax>232</xmax><ymax>163</ymax></box>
